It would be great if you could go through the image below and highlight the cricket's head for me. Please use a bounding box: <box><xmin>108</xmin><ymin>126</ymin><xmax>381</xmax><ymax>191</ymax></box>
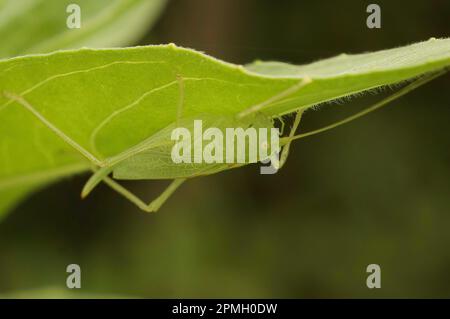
<box><xmin>244</xmin><ymin>112</ymin><xmax>281</xmax><ymax>160</ymax></box>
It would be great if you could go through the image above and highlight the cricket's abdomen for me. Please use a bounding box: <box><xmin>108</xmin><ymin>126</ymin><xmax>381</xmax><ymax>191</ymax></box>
<box><xmin>112</xmin><ymin>159</ymin><xmax>233</xmax><ymax>180</ymax></box>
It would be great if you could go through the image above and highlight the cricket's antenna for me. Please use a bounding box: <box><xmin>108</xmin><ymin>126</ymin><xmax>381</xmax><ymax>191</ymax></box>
<box><xmin>280</xmin><ymin>69</ymin><xmax>448</xmax><ymax>145</ymax></box>
<box><xmin>238</xmin><ymin>76</ymin><xmax>312</xmax><ymax>119</ymax></box>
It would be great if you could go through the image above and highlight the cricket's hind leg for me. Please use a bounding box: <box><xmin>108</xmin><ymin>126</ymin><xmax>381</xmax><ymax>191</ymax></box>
<box><xmin>81</xmin><ymin>167</ymin><xmax>187</xmax><ymax>213</ymax></box>
<box><xmin>81</xmin><ymin>73</ymin><xmax>188</xmax><ymax>212</ymax></box>
<box><xmin>102</xmin><ymin>177</ymin><xmax>186</xmax><ymax>213</ymax></box>
<box><xmin>3</xmin><ymin>92</ymin><xmax>105</xmax><ymax>167</ymax></box>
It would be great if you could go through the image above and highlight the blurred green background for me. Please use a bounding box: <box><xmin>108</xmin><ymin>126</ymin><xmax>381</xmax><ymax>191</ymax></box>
<box><xmin>0</xmin><ymin>0</ymin><xmax>449</xmax><ymax>298</ymax></box>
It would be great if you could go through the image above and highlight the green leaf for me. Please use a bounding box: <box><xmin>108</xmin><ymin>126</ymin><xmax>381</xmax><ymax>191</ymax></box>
<box><xmin>0</xmin><ymin>0</ymin><xmax>167</xmax><ymax>58</ymax></box>
<box><xmin>245</xmin><ymin>37</ymin><xmax>450</xmax><ymax>116</ymax></box>
<box><xmin>1</xmin><ymin>38</ymin><xmax>449</xmax><ymax>216</ymax></box>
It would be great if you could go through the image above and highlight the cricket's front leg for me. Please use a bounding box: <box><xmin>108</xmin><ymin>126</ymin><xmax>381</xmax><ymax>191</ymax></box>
<box><xmin>278</xmin><ymin>109</ymin><xmax>304</xmax><ymax>169</ymax></box>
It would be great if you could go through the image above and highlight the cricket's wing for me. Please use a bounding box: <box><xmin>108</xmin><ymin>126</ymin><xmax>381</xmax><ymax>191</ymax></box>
<box><xmin>111</xmin><ymin>114</ymin><xmax>237</xmax><ymax>180</ymax></box>
<box><xmin>110</xmin><ymin>113</ymin><xmax>274</xmax><ymax>180</ymax></box>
